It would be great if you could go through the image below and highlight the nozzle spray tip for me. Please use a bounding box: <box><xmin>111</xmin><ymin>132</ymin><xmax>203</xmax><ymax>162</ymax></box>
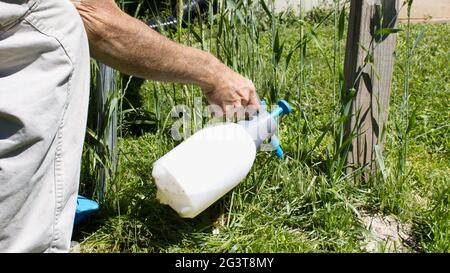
<box><xmin>277</xmin><ymin>100</ymin><xmax>293</xmax><ymax>115</ymax></box>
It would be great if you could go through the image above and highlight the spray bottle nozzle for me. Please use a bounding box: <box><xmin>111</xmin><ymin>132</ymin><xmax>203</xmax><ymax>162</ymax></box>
<box><xmin>270</xmin><ymin>100</ymin><xmax>293</xmax><ymax>119</ymax></box>
<box><xmin>270</xmin><ymin>135</ymin><xmax>284</xmax><ymax>159</ymax></box>
<box><xmin>258</xmin><ymin>100</ymin><xmax>292</xmax><ymax>159</ymax></box>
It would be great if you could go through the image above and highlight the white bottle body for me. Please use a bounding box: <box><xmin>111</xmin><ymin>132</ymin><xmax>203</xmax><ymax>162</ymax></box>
<box><xmin>152</xmin><ymin>122</ymin><xmax>256</xmax><ymax>218</ymax></box>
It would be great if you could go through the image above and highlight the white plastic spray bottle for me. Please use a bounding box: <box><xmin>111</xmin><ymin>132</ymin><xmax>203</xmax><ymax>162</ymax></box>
<box><xmin>151</xmin><ymin>100</ymin><xmax>292</xmax><ymax>218</ymax></box>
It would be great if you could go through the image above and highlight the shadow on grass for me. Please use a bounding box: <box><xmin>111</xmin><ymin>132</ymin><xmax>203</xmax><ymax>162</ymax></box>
<box><xmin>121</xmin><ymin>76</ymin><xmax>160</xmax><ymax>137</ymax></box>
<box><xmin>72</xmin><ymin>191</ymin><xmax>228</xmax><ymax>252</ymax></box>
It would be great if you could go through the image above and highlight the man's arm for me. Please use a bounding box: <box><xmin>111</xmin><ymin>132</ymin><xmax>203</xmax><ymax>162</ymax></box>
<box><xmin>71</xmin><ymin>0</ymin><xmax>260</xmax><ymax>112</ymax></box>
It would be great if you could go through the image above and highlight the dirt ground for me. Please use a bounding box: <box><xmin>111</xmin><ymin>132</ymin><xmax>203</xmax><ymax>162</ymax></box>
<box><xmin>360</xmin><ymin>213</ymin><xmax>414</xmax><ymax>253</ymax></box>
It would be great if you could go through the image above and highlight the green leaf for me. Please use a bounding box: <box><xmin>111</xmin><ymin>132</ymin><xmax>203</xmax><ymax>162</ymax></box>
<box><xmin>285</xmin><ymin>39</ymin><xmax>303</xmax><ymax>70</ymax></box>
<box><xmin>310</xmin><ymin>29</ymin><xmax>333</xmax><ymax>73</ymax></box>
<box><xmin>405</xmin><ymin>0</ymin><xmax>414</xmax><ymax>17</ymax></box>
<box><xmin>338</xmin><ymin>7</ymin><xmax>346</xmax><ymax>41</ymax></box>
<box><xmin>375</xmin><ymin>28</ymin><xmax>403</xmax><ymax>37</ymax></box>
<box><xmin>226</xmin><ymin>0</ymin><xmax>237</xmax><ymax>10</ymax></box>
<box><xmin>374</xmin><ymin>144</ymin><xmax>387</xmax><ymax>182</ymax></box>
<box><xmin>412</xmin><ymin>30</ymin><xmax>425</xmax><ymax>53</ymax></box>
<box><xmin>235</xmin><ymin>9</ymin><xmax>245</xmax><ymax>25</ymax></box>
<box><xmin>259</xmin><ymin>0</ymin><xmax>273</xmax><ymax>19</ymax></box>
<box><xmin>407</xmin><ymin>107</ymin><xmax>417</xmax><ymax>134</ymax></box>
<box><xmin>191</xmin><ymin>28</ymin><xmax>203</xmax><ymax>45</ymax></box>
<box><xmin>273</xmin><ymin>30</ymin><xmax>285</xmax><ymax>65</ymax></box>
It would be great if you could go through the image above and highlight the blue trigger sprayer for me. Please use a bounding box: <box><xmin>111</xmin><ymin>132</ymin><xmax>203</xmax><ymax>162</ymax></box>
<box><xmin>240</xmin><ymin>99</ymin><xmax>292</xmax><ymax>159</ymax></box>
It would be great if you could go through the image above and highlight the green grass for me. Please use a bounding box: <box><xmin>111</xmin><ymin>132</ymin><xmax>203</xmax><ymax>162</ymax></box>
<box><xmin>74</xmin><ymin>3</ymin><xmax>449</xmax><ymax>253</ymax></box>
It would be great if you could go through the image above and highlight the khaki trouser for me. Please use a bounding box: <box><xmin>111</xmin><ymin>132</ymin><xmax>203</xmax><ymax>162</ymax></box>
<box><xmin>0</xmin><ymin>0</ymin><xmax>90</xmax><ymax>252</ymax></box>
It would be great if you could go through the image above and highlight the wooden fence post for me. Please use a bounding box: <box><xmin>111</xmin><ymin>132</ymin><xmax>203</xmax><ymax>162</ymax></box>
<box><xmin>344</xmin><ymin>0</ymin><xmax>400</xmax><ymax>179</ymax></box>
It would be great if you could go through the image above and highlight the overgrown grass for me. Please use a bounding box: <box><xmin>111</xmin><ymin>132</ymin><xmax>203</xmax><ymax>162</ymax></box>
<box><xmin>75</xmin><ymin>1</ymin><xmax>449</xmax><ymax>253</ymax></box>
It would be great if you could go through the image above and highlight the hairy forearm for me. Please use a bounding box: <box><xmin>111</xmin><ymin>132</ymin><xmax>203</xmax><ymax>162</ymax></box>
<box><xmin>72</xmin><ymin>0</ymin><xmax>259</xmax><ymax>112</ymax></box>
<box><xmin>75</xmin><ymin>2</ymin><xmax>220</xmax><ymax>90</ymax></box>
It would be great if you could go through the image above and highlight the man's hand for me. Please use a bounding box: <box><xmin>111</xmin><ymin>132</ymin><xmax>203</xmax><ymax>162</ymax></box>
<box><xmin>71</xmin><ymin>0</ymin><xmax>260</xmax><ymax>115</ymax></box>
<box><xmin>200</xmin><ymin>62</ymin><xmax>260</xmax><ymax>116</ymax></box>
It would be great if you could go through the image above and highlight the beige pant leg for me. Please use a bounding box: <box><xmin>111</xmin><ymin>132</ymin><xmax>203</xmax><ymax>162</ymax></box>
<box><xmin>0</xmin><ymin>0</ymin><xmax>90</xmax><ymax>252</ymax></box>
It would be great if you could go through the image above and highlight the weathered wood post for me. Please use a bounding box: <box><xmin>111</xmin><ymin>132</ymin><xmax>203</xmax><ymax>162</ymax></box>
<box><xmin>96</xmin><ymin>63</ymin><xmax>117</xmax><ymax>202</ymax></box>
<box><xmin>344</xmin><ymin>0</ymin><xmax>400</xmax><ymax>179</ymax></box>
